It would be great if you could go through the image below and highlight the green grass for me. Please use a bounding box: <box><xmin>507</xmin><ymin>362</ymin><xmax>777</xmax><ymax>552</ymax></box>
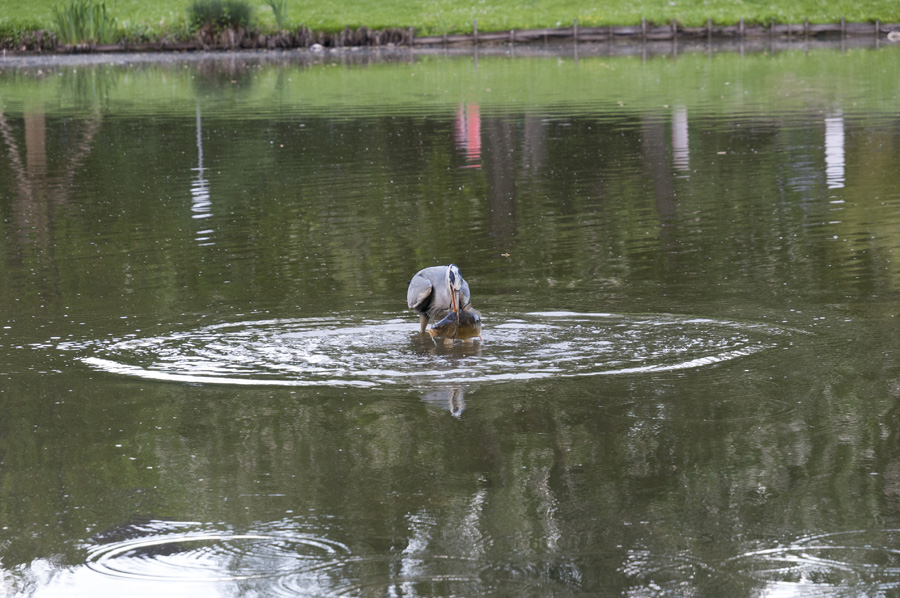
<box><xmin>0</xmin><ymin>19</ymin><xmax>46</xmax><ymax>44</ymax></box>
<box><xmin>1</xmin><ymin>0</ymin><xmax>899</xmax><ymax>38</ymax></box>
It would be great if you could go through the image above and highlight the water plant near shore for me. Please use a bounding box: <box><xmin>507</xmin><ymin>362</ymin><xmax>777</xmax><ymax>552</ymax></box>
<box><xmin>266</xmin><ymin>0</ymin><xmax>289</xmax><ymax>29</ymax></box>
<box><xmin>51</xmin><ymin>0</ymin><xmax>120</xmax><ymax>44</ymax></box>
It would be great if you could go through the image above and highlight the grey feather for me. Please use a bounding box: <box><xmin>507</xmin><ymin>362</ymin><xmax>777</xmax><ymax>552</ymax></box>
<box><xmin>407</xmin><ymin>265</ymin><xmax>471</xmax><ymax>330</ymax></box>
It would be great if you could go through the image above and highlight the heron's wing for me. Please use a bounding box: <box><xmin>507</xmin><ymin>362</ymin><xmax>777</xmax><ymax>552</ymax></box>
<box><xmin>407</xmin><ymin>273</ymin><xmax>434</xmax><ymax>309</ymax></box>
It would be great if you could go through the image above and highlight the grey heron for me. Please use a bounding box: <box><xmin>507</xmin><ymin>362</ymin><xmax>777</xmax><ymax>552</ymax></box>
<box><xmin>407</xmin><ymin>264</ymin><xmax>471</xmax><ymax>334</ymax></box>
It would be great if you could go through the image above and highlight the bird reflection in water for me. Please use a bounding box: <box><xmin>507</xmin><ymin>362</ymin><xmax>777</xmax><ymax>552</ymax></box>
<box><xmin>408</xmin><ymin>331</ymin><xmax>483</xmax><ymax>358</ymax></box>
<box><xmin>408</xmin><ymin>334</ymin><xmax>481</xmax><ymax>418</ymax></box>
<box><xmin>421</xmin><ymin>385</ymin><xmax>468</xmax><ymax>418</ymax></box>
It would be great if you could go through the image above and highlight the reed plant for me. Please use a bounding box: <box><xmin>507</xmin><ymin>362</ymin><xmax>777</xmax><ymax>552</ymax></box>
<box><xmin>51</xmin><ymin>0</ymin><xmax>120</xmax><ymax>44</ymax></box>
<box><xmin>188</xmin><ymin>0</ymin><xmax>253</xmax><ymax>32</ymax></box>
<box><xmin>266</xmin><ymin>0</ymin><xmax>289</xmax><ymax>29</ymax></box>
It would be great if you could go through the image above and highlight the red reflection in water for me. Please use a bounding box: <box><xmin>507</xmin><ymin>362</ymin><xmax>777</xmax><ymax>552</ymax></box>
<box><xmin>454</xmin><ymin>103</ymin><xmax>482</xmax><ymax>168</ymax></box>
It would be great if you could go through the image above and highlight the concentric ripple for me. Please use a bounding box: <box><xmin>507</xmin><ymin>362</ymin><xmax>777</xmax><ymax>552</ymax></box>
<box><xmin>64</xmin><ymin>312</ymin><xmax>794</xmax><ymax>388</ymax></box>
<box><xmin>83</xmin><ymin>519</ymin><xmax>350</xmax><ymax>583</ymax></box>
<box><xmin>80</xmin><ymin>519</ymin><xmax>586</xmax><ymax>595</ymax></box>
<box><xmin>724</xmin><ymin>530</ymin><xmax>900</xmax><ymax>592</ymax></box>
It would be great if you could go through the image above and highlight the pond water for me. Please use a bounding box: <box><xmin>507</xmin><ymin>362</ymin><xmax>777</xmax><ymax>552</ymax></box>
<box><xmin>2</xmin><ymin>42</ymin><xmax>900</xmax><ymax>597</ymax></box>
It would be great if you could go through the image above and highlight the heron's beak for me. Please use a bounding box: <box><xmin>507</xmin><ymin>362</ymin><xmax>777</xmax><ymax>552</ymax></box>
<box><xmin>450</xmin><ymin>286</ymin><xmax>459</xmax><ymax>315</ymax></box>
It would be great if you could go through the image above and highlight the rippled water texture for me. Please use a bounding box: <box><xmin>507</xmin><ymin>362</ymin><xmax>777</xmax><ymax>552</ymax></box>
<box><xmin>67</xmin><ymin>313</ymin><xmax>790</xmax><ymax>387</ymax></box>
<box><xmin>724</xmin><ymin>530</ymin><xmax>900</xmax><ymax>594</ymax></box>
<box><xmin>84</xmin><ymin>519</ymin><xmax>350</xmax><ymax>583</ymax></box>
<box><xmin>42</xmin><ymin>521</ymin><xmax>900</xmax><ymax>596</ymax></box>
<box><xmin>71</xmin><ymin>517</ymin><xmax>591</xmax><ymax>597</ymax></box>
<box><xmin>4</xmin><ymin>44</ymin><xmax>900</xmax><ymax>598</ymax></box>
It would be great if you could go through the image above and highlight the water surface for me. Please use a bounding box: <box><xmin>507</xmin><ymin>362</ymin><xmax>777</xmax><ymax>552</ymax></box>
<box><xmin>2</xmin><ymin>44</ymin><xmax>900</xmax><ymax>596</ymax></box>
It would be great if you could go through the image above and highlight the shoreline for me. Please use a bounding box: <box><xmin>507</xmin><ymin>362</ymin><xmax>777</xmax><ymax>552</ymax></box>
<box><xmin>4</xmin><ymin>19</ymin><xmax>900</xmax><ymax>55</ymax></box>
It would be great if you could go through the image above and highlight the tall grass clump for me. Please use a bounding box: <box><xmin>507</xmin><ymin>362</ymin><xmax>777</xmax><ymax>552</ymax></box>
<box><xmin>52</xmin><ymin>0</ymin><xmax>120</xmax><ymax>44</ymax></box>
<box><xmin>266</xmin><ymin>0</ymin><xmax>288</xmax><ymax>29</ymax></box>
<box><xmin>188</xmin><ymin>0</ymin><xmax>253</xmax><ymax>31</ymax></box>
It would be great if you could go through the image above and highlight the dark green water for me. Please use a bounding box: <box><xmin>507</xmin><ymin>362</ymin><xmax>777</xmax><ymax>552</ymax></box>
<box><xmin>2</xmin><ymin>45</ymin><xmax>900</xmax><ymax>596</ymax></box>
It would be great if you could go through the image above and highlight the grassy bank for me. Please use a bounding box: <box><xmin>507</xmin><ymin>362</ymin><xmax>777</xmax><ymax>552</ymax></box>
<box><xmin>1</xmin><ymin>0</ymin><xmax>900</xmax><ymax>41</ymax></box>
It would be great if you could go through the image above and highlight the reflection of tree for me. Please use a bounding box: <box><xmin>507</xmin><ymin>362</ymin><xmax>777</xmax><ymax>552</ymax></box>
<box><xmin>521</xmin><ymin>115</ymin><xmax>547</xmax><ymax>175</ymax></box>
<box><xmin>483</xmin><ymin>117</ymin><xmax>518</xmax><ymax>241</ymax></box>
<box><xmin>640</xmin><ymin>114</ymin><xmax>681</xmax><ymax>275</ymax></box>
<box><xmin>0</xmin><ymin>106</ymin><xmax>101</xmax><ymax>298</ymax></box>
<box><xmin>192</xmin><ymin>55</ymin><xmax>254</xmax><ymax>94</ymax></box>
<box><xmin>640</xmin><ymin>115</ymin><xmax>676</xmax><ymax>226</ymax></box>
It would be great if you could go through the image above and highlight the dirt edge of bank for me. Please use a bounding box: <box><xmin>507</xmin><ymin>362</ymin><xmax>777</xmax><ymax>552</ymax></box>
<box><xmin>4</xmin><ymin>20</ymin><xmax>900</xmax><ymax>54</ymax></box>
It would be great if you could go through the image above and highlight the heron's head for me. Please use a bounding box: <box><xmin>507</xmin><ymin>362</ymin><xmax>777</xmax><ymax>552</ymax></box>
<box><xmin>446</xmin><ymin>264</ymin><xmax>463</xmax><ymax>292</ymax></box>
